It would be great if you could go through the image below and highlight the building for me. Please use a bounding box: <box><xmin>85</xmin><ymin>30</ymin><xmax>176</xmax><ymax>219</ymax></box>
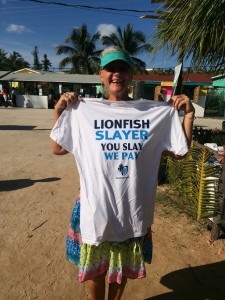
<box><xmin>0</xmin><ymin>68</ymin><xmax>212</xmax><ymax>112</ymax></box>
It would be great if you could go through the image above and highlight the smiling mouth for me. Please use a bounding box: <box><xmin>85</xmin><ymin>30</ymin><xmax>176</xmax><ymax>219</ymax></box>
<box><xmin>111</xmin><ymin>80</ymin><xmax>123</xmax><ymax>83</ymax></box>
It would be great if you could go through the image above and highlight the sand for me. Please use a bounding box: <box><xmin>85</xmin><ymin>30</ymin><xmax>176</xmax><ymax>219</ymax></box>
<box><xmin>0</xmin><ymin>107</ymin><xmax>225</xmax><ymax>300</ymax></box>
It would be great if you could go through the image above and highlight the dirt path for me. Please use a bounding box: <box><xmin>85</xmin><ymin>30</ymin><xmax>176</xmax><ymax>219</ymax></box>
<box><xmin>0</xmin><ymin>107</ymin><xmax>224</xmax><ymax>300</ymax></box>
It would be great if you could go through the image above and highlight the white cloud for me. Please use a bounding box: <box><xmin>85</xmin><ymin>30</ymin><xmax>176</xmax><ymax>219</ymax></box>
<box><xmin>6</xmin><ymin>24</ymin><xmax>32</xmax><ymax>34</ymax></box>
<box><xmin>96</xmin><ymin>24</ymin><xmax>117</xmax><ymax>39</ymax></box>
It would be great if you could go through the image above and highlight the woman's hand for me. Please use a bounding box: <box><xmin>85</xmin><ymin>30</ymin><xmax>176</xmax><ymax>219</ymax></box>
<box><xmin>169</xmin><ymin>94</ymin><xmax>195</xmax><ymax>118</ymax></box>
<box><xmin>55</xmin><ymin>92</ymin><xmax>82</xmax><ymax>114</ymax></box>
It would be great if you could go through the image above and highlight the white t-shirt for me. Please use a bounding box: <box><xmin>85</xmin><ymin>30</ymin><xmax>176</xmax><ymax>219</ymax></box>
<box><xmin>50</xmin><ymin>99</ymin><xmax>188</xmax><ymax>245</ymax></box>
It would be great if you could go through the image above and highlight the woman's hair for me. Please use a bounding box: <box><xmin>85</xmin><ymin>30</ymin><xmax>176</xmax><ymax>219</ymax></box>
<box><xmin>100</xmin><ymin>46</ymin><xmax>130</xmax><ymax>59</ymax></box>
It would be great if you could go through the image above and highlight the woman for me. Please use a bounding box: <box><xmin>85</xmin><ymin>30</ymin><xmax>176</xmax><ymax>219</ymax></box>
<box><xmin>50</xmin><ymin>46</ymin><xmax>195</xmax><ymax>300</ymax></box>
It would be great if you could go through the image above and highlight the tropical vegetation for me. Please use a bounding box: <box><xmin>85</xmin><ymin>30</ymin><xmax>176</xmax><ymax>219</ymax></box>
<box><xmin>31</xmin><ymin>46</ymin><xmax>52</xmax><ymax>71</ymax></box>
<box><xmin>41</xmin><ymin>54</ymin><xmax>52</xmax><ymax>71</ymax></box>
<box><xmin>166</xmin><ymin>142</ymin><xmax>222</xmax><ymax>222</ymax></box>
<box><xmin>55</xmin><ymin>23</ymin><xmax>101</xmax><ymax>74</ymax></box>
<box><xmin>54</xmin><ymin>23</ymin><xmax>153</xmax><ymax>74</ymax></box>
<box><xmin>32</xmin><ymin>46</ymin><xmax>42</xmax><ymax>70</ymax></box>
<box><xmin>101</xmin><ymin>24</ymin><xmax>153</xmax><ymax>74</ymax></box>
<box><xmin>0</xmin><ymin>49</ymin><xmax>30</xmax><ymax>71</ymax></box>
<box><xmin>0</xmin><ymin>46</ymin><xmax>52</xmax><ymax>72</ymax></box>
<box><xmin>150</xmin><ymin>0</ymin><xmax>225</xmax><ymax>71</ymax></box>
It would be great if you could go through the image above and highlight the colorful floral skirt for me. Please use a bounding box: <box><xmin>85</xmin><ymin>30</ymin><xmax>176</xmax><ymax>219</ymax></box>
<box><xmin>66</xmin><ymin>197</ymin><xmax>152</xmax><ymax>284</ymax></box>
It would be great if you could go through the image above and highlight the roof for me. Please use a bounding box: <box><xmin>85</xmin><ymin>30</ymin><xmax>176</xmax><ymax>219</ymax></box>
<box><xmin>211</xmin><ymin>74</ymin><xmax>225</xmax><ymax>80</ymax></box>
<box><xmin>133</xmin><ymin>74</ymin><xmax>173</xmax><ymax>82</ymax></box>
<box><xmin>13</xmin><ymin>68</ymin><xmax>41</xmax><ymax>74</ymax></box>
<box><xmin>0</xmin><ymin>68</ymin><xmax>212</xmax><ymax>86</ymax></box>
<box><xmin>0</xmin><ymin>70</ymin><xmax>101</xmax><ymax>84</ymax></box>
<box><xmin>133</xmin><ymin>73</ymin><xmax>212</xmax><ymax>85</ymax></box>
<box><xmin>0</xmin><ymin>71</ymin><xmax>11</xmax><ymax>79</ymax></box>
<box><xmin>183</xmin><ymin>73</ymin><xmax>212</xmax><ymax>83</ymax></box>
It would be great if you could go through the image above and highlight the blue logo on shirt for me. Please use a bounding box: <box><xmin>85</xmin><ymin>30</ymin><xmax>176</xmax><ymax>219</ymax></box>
<box><xmin>118</xmin><ymin>164</ymin><xmax>128</xmax><ymax>176</ymax></box>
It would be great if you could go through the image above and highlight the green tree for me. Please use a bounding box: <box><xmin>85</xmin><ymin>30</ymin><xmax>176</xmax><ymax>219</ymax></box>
<box><xmin>6</xmin><ymin>51</ymin><xmax>30</xmax><ymax>71</ymax></box>
<box><xmin>151</xmin><ymin>0</ymin><xmax>225</xmax><ymax>71</ymax></box>
<box><xmin>0</xmin><ymin>49</ymin><xmax>9</xmax><ymax>70</ymax></box>
<box><xmin>32</xmin><ymin>46</ymin><xmax>42</xmax><ymax>70</ymax></box>
<box><xmin>41</xmin><ymin>54</ymin><xmax>52</xmax><ymax>71</ymax></box>
<box><xmin>163</xmin><ymin>68</ymin><xmax>174</xmax><ymax>75</ymax></box>
<box><xmin>101</xmin><ymin>24</ymin><xmax>153</xmax><ymax>74</ymax></box>
<box><xmin>55</xmin><ymin>23</ymin><xmax>101</xmax><ymax>74</ymax></box>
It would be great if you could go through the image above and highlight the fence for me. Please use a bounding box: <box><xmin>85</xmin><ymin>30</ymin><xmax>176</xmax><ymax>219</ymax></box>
<box><xmin>133</xmin><ymin>82</ymin><xmax>225</xmax><ymax>130</ymax></box>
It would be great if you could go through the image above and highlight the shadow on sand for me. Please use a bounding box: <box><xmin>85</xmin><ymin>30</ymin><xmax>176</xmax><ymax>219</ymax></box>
<box><xmin>0</xmin><ymin>177</ymin><xmax>61</xmax><ymax>191</ymax></box>
<box><xmin>145</xmin><ymin>260</ymin><xmax>225</xmax><ymax>300</ymax></box>
<box><xmin>0</xmin><ymin>125</ymin><xmax>37</xmax><ymax>130</ymax></box>
<box><xmin>0</xmin><ymin>125</ymin><xmax>50</xmax><ymax>130</ymax></box>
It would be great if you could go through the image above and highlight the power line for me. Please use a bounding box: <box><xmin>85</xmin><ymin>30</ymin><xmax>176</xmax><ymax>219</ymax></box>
<box><xmin>0</xmin><ymin>5</ymin><xmax>65</xmax><ymax>14</ymax></box>
<box><xmin>20</xmin><ymin>0</ymin><xmax>156</xmax><ymax>14</ymax></box>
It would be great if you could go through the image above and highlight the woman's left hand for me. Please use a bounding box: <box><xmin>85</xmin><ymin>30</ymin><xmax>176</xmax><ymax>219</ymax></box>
<box><xmin>169</xmin><ymin>94</ymin><xmax>195</xmax><ymax>117</ymax></box>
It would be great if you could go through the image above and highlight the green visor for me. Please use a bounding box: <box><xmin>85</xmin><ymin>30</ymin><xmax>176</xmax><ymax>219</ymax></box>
<box><xmin>100</xmin><ymin>51</ymin><xmax>132</xmax><ymax>68</ymax></box>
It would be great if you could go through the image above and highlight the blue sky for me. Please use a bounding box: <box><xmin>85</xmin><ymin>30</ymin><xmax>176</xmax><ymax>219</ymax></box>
<box><xmin>0</xmin><ymin>0</ymin><xmax>184</xmax><ymax>70</ymax></box>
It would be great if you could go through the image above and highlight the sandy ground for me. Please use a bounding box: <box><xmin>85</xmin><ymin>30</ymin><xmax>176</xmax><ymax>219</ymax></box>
<box><xmin>0</xmin><ymin>107</ymin><xmax>225</xmax><ymax>300</ymax></box>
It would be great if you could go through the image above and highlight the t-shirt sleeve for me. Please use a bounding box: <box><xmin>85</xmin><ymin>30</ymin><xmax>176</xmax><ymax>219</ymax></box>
<box><xmin>50</xmin><ymin>108</ymin><xmax>74</xmax><ymax>154</ymax></box>
<box><xmin>164</xmin><ymin>109</ymin><xmax>188</xmax><ymax>156</ymax></box>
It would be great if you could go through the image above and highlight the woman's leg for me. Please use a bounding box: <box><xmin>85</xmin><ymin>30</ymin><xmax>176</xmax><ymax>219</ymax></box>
<box><xmin>108</xmin><ymin>277</ymin><xmax>127</xmax><ymax>300</ymax></box>
<box><xmin>86</xmin><ymin>272</ymin><xmax>106</xmax><ymax>300</ymax></box>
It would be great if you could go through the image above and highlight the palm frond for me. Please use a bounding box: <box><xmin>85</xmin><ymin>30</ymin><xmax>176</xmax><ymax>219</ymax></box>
<box><xmin>152</xmin><ymin>0</ymin><xmax>225</xmax><ymax>70</ymax></box>
<box><xmin>166</xmin><ymin>142</ymin><xmax>222</xmax><ymax>220</ymax></box>
<box><xmin>101</xmin><ymin>23</ymin><xmax>152</xmax><ymax>73</ymax></box>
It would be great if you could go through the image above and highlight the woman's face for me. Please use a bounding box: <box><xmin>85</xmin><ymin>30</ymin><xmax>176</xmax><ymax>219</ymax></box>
<box><xmin>100</xmin><ymin>60</ymin><xmax>133</xmax><ymax>100</ymax></box>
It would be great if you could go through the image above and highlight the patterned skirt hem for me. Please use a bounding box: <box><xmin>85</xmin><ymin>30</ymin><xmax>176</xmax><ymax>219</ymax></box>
<box><xmin>78</xmin><ymin>268</ymin><xmax>146</xmax><ymax>284</ymax></box>
<box><xmin>66</xmin><ymin>197</ymin><xmax>152</xmax><ymax>284</ymax></box>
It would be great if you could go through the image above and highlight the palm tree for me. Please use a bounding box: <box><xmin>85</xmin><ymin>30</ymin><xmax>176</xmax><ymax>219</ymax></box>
<box><xmin>7</xmin><ymin>51</ymin><xmax>30</xmax><ymax>71</ymax></box>
<box><xmin>150</xmin><ymin>0</ymin><xmax>225</xmax><ymax>71</ymax></box>
<box><xmin>0</xmin><ymin>49</ymin><xmax>9</xmax><ymax>70</ymax></box>
<box><xmin>101</xmin><ymin>24</ymin><xmax>153</xmax><ymax>74</ymax></box>
<box><xmin>55</xmin><ymin>23</ymin><xmax>101</xmax><ymax>74</ymax></box>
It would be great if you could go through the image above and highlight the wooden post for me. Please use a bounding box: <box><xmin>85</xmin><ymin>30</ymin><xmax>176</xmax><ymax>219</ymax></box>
<box><xmin>193</xmin><ymin>86</ymin><xmax>200</xmax><ymax>104</ymax></box>
<box><xmin>154</xmin><ymin>86</ymin><xmax>162</xmax><ymax>101</ymax></box>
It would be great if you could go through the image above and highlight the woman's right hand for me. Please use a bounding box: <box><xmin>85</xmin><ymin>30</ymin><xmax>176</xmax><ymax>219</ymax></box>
<box><xmin>55</xmin><ymin>92</ymin><xmax>82</xmax><ymax>113</ymax></box>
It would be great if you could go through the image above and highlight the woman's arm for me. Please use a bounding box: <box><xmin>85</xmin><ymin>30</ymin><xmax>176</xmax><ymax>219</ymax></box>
<box><xmin>51</xmin><ymin>108</ymin><xmax>68</xmax><ymax>155</ymax></box>
<box><xmin>182</xmin><ymin>110</ymin><xmax>195</xmax><ymax>148</ymax></box>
